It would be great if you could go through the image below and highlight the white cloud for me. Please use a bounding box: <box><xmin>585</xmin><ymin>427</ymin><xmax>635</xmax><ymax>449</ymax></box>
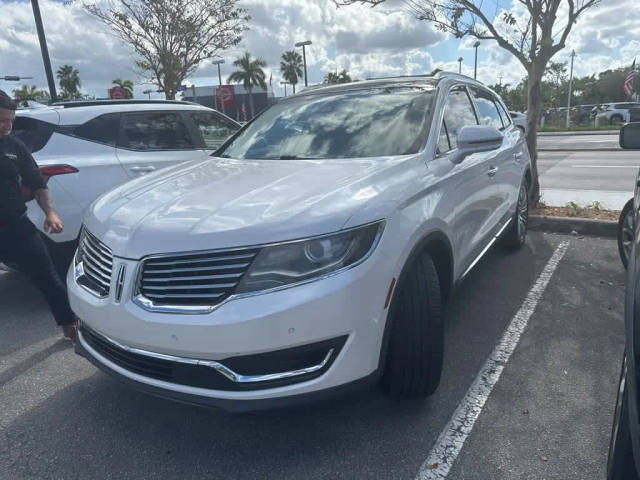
<box><xmin>0</xmin><ymin>0</ymin><xmax>139</xmax><ymax>98</ymax></box>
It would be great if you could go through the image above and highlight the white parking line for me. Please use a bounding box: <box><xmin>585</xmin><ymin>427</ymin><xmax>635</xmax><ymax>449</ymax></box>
<box><xmin>416</xmin><ymin>240</ymin><xmax>570</xmax><ymax>480</ymax></box>
<box><xmin>570</xmin><ymin>165</ymin><xmax>637</xmax><ymax>168</ymax></box>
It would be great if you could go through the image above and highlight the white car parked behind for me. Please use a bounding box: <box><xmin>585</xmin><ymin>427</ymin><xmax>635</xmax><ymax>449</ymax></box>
<box><xmin>69</xmin><ymin>73</ymin><xmax>532</xmax><ymax>410</ymax></box>
<box><xmin>595</xmin><ymin>102</ymin><xmax>640</xmax><ymax>125</ymax></box>
<box><xmin>12</xmin><ymin>100</ymin><xmax>240</xmax><ymax>273</ymax></box>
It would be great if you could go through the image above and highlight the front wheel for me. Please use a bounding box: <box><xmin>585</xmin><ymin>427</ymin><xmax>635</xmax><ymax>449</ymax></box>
<box><xmin>611</xmin><ymin>114</ymin><xmax>624</xmax><ymax>125</ymax></box>
<box><xmin>501</xmin><ymin>181</ymin><xmax>529</xmax><ymax>250</ymax></box>
<box><xmin>380</xmin><ymin>253</ymin><xmax>443</xmax><ymax>398</ymax></box>
<box><xmin>607</xmin><ymin>355</ymin><xmax>639</xmax><ymax>479</ymax></box>
<box><xmin>618</xmin><ymin>199</ymin><xmax>634</xmax><ymax>269</ymax></box>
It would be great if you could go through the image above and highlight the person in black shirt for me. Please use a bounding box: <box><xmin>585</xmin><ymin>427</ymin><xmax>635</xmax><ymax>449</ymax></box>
<box><xmin>0</xmin><ymin>90</ymin><xmax>78</xmax><ymax>342</ymax></box>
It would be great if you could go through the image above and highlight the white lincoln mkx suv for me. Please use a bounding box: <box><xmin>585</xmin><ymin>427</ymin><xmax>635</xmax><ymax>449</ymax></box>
<box><xmin>68</xmin><ymin>73</ymin><xmax>531</xmax><ymax>410</ymax></box>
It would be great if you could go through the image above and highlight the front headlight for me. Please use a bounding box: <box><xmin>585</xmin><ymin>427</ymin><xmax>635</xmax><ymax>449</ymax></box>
<box><xmin>235</xmin><ymin>220</ymin><xmax>384</xmax><ymax>294</ymax></box>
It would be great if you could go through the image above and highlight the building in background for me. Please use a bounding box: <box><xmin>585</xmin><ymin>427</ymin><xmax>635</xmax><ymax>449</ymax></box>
<box><xmin>182</xmin><ymin>84</ymin><xmax>276</xmax><ymax>121</ymax></box>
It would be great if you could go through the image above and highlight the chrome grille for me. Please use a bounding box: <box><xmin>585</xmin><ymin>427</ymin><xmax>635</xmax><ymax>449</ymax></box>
<box><xmin>77</xmin><ymin>229</ymin><xmax>114</xmax><ymax>297</ymax></box>
<box><xmin>137</xmin><ymin>248</ymin><xmax>259</xmax><ymax>307</ymax></box>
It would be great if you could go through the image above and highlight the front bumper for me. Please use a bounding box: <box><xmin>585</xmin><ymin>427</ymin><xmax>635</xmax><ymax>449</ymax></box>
<box><xmin>68</xmin><ymin>245</ymin><xmax>397</xmax><ymax>406</ymax></box>
<box><xmin>74</xmin><ymin>329</ymin><xmax>378</xmax><ymax>411</ymax></box>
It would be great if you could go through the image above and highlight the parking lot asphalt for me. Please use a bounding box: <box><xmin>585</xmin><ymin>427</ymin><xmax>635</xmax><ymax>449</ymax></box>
<box><xmin>0</xmin><ymin>231</ymin><xmax>625</xmax><ymax>480</ymax></box>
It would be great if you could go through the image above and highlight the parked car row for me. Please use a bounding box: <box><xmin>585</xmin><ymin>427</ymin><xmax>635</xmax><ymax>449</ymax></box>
<box><xmin>595</xmin><ymin>103</ymin><xmax>640</xmax><ymax>125</ymax></box>
<box><xmin>58</xmin><ymin>71</ymin><xmax>533</xmax><ymax>410</ymax></box>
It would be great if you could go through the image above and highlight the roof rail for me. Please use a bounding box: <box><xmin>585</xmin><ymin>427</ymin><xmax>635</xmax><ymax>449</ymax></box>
<box><xmin>364</xmin><ymin>74</ymin><xmax>436</xmax><ymax>81</ymax></box>
<box><xmin>50</xmin><ymin>99</ymin><xmax>196</xmax><ymax>108</ymax></box>
<box><xmin>432</xmin><ymin>71</ymin><xmax>478</xmax><ymax>82</ymax></box>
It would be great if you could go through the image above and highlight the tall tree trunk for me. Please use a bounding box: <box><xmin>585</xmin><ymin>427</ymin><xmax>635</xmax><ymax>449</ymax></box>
<box><xmin>248</xmin><ymin>86</ymin><xmax>254</xmax><ymax>119</ymax></box>
<box><xmin>293</xmin><ymin>82</ymin><xmax>296</xmax><ymax>94</ymax></box>
<box><xmin>525</xmin><ymin>63</ymin><xmax>545</xmax><ymax>204</ymax></box>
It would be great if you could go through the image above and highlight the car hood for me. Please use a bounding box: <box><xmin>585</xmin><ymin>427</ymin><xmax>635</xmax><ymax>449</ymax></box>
<box><xmin>85</xmin><ymin>156</ymin><xmax>414</xmax><ymax>259</ymax></box>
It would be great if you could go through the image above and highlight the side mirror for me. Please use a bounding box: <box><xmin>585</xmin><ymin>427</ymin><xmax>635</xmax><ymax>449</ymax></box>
<box><xmin>620</xmin><ymin>122</ymin><xmax>640</xmax><ymax>150</ymax></box>
<box><xmin>450</xmin><ymin>125</ymin><xmax>504</xmax><ymax>164</ymax></box>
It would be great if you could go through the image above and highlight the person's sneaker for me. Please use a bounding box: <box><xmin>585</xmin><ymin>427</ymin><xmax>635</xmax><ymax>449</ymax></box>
<box><xmin>62</xmin><ymin>322</ymin><xmax>78</xmax><ymax>343</ymax></box>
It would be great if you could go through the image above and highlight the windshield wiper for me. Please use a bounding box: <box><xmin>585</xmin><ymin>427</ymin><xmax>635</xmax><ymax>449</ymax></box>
<box><xmin>278</xmin><ymin>154</ymin><xmax>319</xmax><ymax>160</ymax></box>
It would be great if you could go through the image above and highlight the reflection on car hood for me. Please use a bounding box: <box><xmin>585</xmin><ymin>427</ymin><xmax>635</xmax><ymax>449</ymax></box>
<box><xmin>86</xmin><ymin>156</ymin><xmax>414</xmax><ymax>258</ymax></box>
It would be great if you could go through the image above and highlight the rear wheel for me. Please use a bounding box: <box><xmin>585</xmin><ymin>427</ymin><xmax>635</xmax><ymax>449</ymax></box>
<box><xmin>501</xmin><ymin>181</ymin><xmax>529</xmax><ymax>250</ymax></box>
<box><xmin>618</xmin><ymin>199</ymin><xmax>634</xmax><ymax>269</ymax></box>
<box><xmin>611</xmin><ymin>114</ymin><xmax>624</xmax><ymax>125</ymax></box>
<box><xmin>607</xmin><ymin>355</ymin><xmax>639</xmax><ymax>480</ymax></box>
<box><xmin>380</xmin><ymin>253</ymin><xmax>443</xmax><ymax>398</ymax></box>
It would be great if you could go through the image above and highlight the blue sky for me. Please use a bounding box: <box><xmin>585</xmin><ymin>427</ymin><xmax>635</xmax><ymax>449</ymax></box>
<box><xmin>0</xmin><ymin>0</ymin><xmax>638</xmax><ymax>100</ymax></box>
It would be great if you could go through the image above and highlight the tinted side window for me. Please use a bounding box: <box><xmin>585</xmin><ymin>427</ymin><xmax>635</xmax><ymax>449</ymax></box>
<box><xmin>498</xmin><ymin>104</ymin><xmax>512</xmax><ymax>126</ymax></box>
<box><xmin>471</xmin><ymin>88</ymin><xmax>504</xmax><ymax>129</ymax></box>
<box><xmin>11</xmin><ymin>117</ymin><xmax>55</xmax><ymax>153</ymax></box>
<box><xmin>189</xmin><ymin>112</ymin><xmax>238</xmax><ymax>149</ymax></box>
<box><xmin>119</xmin><ymin>112</ymin><xmax>195</xmax><ymax>151</ymax></box>
<box><xmin>442</xmin><ymin>87</ymin><xmax>478</xmax><ymax>150</ymax></box>
<box><xmin>74</xmin><ymin>113</ymin><xmax>120</xmax><ymax>146</ymax></box>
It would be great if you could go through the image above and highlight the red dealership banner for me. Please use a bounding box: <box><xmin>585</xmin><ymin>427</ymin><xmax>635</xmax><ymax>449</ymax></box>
<box><xmin>215</xmin><ymin>85</ymin><xmax>235</xmax><ymax>109</ymax></box>
<box><xmin>109</xmin><ymin>87</ymin><xmax>126</xmax><ymax>99</ymax></box>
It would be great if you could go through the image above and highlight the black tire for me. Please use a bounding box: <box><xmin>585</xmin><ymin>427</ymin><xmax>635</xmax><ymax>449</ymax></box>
<box><xmin>501</xmin><ymin>181</ymin><xmax>529</xmax><ymax>250</ymax></box>
<box><xmin>611</xmin><ymin>114</ymin><xmax>624</xmax><ymax>125</ymax></box>
<box><xmin>380</xmin><ymin>253</ymin><xmax>443</xmax><ymax>398</ymax></box>
<box><xmin>607</xmin><ymin>355</ymin><xmax>639</xmax><ymax>480</ymax></box>
<box><xmin>618</xmin><ymin>199</ymin><xmax>634</xmax><ymax>269</ymax></box>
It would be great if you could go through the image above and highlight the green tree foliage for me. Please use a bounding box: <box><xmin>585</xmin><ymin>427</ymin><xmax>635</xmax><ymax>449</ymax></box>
<box><xmin>324</xmin><ymin>69</ymin><xmax>352</xmax><ymax>84</ymax></box>
<box><xmin>12</xmin><ymin>85</ymin><xmax>50</xmax><ymax>104</ymax></box>
<box><xmin>84</xmin><ymin>0</ymin><xmax>249</xmax><ymax>100</ymax></box>
<box><xmin>491</xmin><ymin>65</ymin><xmax>640</xmax><ymax>114</ymax></box>
<box><xmin>111</xmin><ymin>78</ymin><xmax>134</xmax><ymax>99</ymax></box>
<box><xmin>280</xmin><ymin>51</ymin><xmax>303</xmax><ymax>93</ymax></box>
<box><xmin>228</xmin><ymin>52</ymin><xmax>267</xmax><ymax>118</ymax></box>
<box><xmin>56</xmin><ymin>65</ymin><xmax>81</xmax><ymax>100</ymax></box>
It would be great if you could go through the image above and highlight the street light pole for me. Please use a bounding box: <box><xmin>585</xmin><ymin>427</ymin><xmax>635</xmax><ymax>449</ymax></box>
<box><xmin>473</xmin><ymin>41</ymin><xmax>480</xmax><ymax>80</ymax></box>
<box><xmin>457</xmin><ymin>57</ymin><xmax>463</xmax><ymax>74</ymax></box>
<box><xmin>30</xmin><ymin>0</ymin><xmax>57</xmax><ymax>102</ymax></box>
<box><xmin>212</xmin><ymin>58</ymin><xmax>226</xmax><ymax>114</ymax></box>
<box><xmin>280</xmin><ymin>81</ymin><xmax>290</xmax><ymax>97</ymax></box>
<box><xmin>566</xmin><ymin>50</ymin><xmax>576</xmax><ymax>129</ymax></box>
<box><xmin>295</xmin><ymin>40</ymin><xmax>312</xmax><ymax>87</ymax></box>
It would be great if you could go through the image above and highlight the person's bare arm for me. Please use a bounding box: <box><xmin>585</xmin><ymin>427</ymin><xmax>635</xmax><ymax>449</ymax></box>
<box><xmin>34</xmin><ymin>188</ymin><xmax>63</xmax><ymax>234</ymax></box>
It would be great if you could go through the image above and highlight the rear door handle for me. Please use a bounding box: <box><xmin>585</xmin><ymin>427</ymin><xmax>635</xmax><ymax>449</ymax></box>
<box><xmin>514</xmin><ymin>152</ymin><xmax>523</xmax><ymax>160</ymax></box>
<box><xmin>130</xmin><ymin>166</ymin><xmax>156</xmax><ymax>173</ymax></box>
<box><xmin>487</xmin><ymin>166</ymin><xmax>499</xmax><ymax>177</ymax></box>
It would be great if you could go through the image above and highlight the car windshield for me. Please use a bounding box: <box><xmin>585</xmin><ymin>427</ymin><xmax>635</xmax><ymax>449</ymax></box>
<box><xmin>218</xmin><ymin>86</ymin><xmax>435</xmax><ymax>160</ymax></box>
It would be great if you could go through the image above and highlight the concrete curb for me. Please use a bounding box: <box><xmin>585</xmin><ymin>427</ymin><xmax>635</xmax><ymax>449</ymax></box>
<box><xmin>529</xmin><ymin>215</ymin><xmax>618</xmax><ymax>238</ymax></box>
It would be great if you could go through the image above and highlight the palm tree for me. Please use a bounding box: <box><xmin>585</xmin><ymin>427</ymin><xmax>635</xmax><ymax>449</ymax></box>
<box><xmin>280</xmin><ymin>51</ymin><xmax>303</xmax><ymax>94</ymax></box>
<box><xmin>12</xmin><ymin>85</ymin><xmax>42</xmax><ymax>100</ymax></box>
<box><xmin>56</xmin><ymin>65</ymin><xmax>81</xmax><ymax>100</ymax></box>
<box><xmin>228</xmin><ymin>52</ymin><xmax>267</xmax><ymax>119</ymax></box>
<box><xmin>12</xmin><ymin>85</ymin><xmax>49</xmax><ymax>107</ymax></box>
<box><xmin>111</xmin><ymin>78</ymin><xmax>134</xmax><ymax>99</ymax></box>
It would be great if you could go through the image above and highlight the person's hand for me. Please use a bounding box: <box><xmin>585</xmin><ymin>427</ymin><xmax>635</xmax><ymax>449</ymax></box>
<box><xmin>44</xmin><ymin>211</ymin><xmax>63</xmax><ymax>234</ymax></box>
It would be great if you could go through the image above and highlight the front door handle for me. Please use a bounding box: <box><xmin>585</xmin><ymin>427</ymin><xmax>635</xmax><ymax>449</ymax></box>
<box><xmin>130</xmin><ymin>166</ymin><xmax>156</xmax><ymax>173</ymax></box>
<box><xmin>487</xmin><ymin>166</ymin><xmax>499</xmax><ymax>177</ymax></box>
<box><xmin>514</xmin><ymin>151</ymin><xmax>523</xmax><ymax>160</ymax></box>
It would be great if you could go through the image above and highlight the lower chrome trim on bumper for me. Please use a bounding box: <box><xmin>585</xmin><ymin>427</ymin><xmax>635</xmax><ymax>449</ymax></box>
<box><xmin>78</xmin><ymin>324</ymin><xmax>340</xmax><ymax>386</ymax></box>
